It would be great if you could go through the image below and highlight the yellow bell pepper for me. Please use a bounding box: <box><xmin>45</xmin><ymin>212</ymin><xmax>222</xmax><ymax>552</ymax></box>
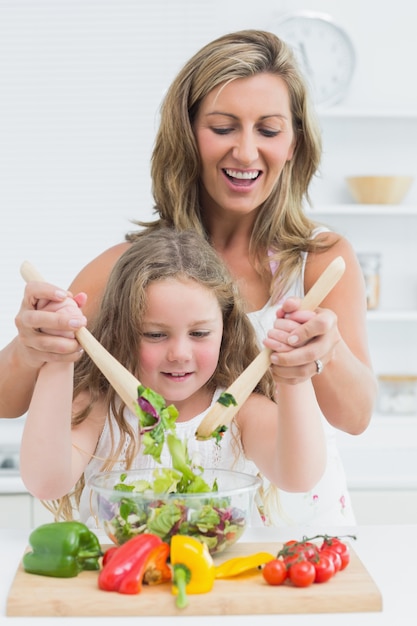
<box><xmin>170</xmin><ymin>535</ymin><xmax>215</xmax><ymax>609</ymax></box>
<box><xmin>214</xmin><ymin>551</ymin><xmax>275</xmax><ymax>579</ymax></box>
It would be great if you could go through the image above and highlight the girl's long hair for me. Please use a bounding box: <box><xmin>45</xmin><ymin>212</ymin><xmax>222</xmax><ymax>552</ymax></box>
<box><xmin>51</xmin><ymin>228</ymin><xmax>275</xmax><ymax>520</ymax></box>
<box><xmin>128</xmin><ymin>29</ymin><xmax>334</xmax><ymax>302</ymax></box>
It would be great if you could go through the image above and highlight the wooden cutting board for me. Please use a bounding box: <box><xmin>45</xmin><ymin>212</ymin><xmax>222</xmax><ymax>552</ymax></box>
<box><xmin>6</xmin><ymin>541</ymin><xmax>382</xmax><ymax>616</ymax></box>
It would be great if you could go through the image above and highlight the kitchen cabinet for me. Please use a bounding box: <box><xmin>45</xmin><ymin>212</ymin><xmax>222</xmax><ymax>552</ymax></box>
<box><xmin>0</xmin><ymin>495</ymin><xmax>32</xmax><ymax>529</ymax></box>
<box><xmin>0</xmin><ymin>494</ymin><xmax>54</xmax><ymax>529</ymax></box>
<box><xmin>311</xmin><ymin>108</ymin><xmax>417</xmax><ymax>398</ymax></box>
<box><xmin>310</xmin><ymin>108</ymin><xmax>417</xmax><ymax>521</ymax></box>
<box><xmin>349</xmin><ymin>489</ymin><xmax>417</xmax><ymax>525</ymax></box>
<box><xmin>311</xmin><ymin>205</ymin><xmax>417</xmax><ymax>523</ymax></box>
<box><xmin>32</xmin><ymin>497</ymin><xmax>55</xmax><ymax>527</ymax></box>
<box><xmin>308</xmin><ymin>204</ymin><xmax>417</xmax><ymax>373</ymax></box>
<box><xmin>312</xmin><ymin>107</ymin><xmax>417</xmax><ymax>406</ymax></box>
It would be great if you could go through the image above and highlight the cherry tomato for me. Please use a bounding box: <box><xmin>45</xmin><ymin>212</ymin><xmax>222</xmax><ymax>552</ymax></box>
<box><xmin>288</xmin><ymin>561</ymin><xmax>316</xmax><ymax>587</ymax></box>
<box><xmin>297</xmin><ymin>541</ymin><xmax>320</xmax><ymax>562</ymax></box>
<box><xmin>279</xmin><ymin>542</ymin><xmax>304</xmax><ymax>567</ymax></box>
<box><xmin>282</xmin><ymin>552</ymin><xmax>305</xmax><ymax>567</ymax></box>
<box><xmin>313</xmin><ymin>554</ymin><xmax>335</xmax><ymax>583</ymax></box>
<box><xmin>320</xmin><ymin>548</ymin><xmax>342</xmax><ymax>573</ymax></box>
<box><xmin>279</xmin><ymin>540</ymin><xmax>319</xmax><ymax>568</ymax></box>
<box><xmin>321</xmin><ymin>538</ymin><xmax>350</xmax><ymax>570</ymax></box>
<box><xmin>262</xmin><ymin>559</ymin><xmax>288</xmax><ymax>586</ymax></box>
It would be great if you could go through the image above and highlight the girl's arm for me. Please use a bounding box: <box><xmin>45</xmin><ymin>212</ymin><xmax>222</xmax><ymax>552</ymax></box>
<box><xmin>239</xmin><ymin>310</ymin><xmax>326</xmax><ymax>492</ymax></box>
<box><xmin>20</xmin><ymin>360</ymin><xmax>77</xmax><ymax>500</ymax></box>
<box><xmin>19</xmin><ymin>298</ymin><xmax>103</xmax><ymax>501</ymax></box>
<box><xmin>238</xmin><ymin>381</ymin><xmax>326</xmax><ymax>493</ymax></box>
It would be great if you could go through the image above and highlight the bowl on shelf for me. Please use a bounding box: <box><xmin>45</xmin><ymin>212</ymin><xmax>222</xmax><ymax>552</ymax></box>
<box><xmin>88</xmin><ymin>468</ymin><xmax>261</xmax><ymax>554</ymax></box>
<box><xmin>345</xmin><ymin>175</ymin><xmax>413</xmax><ymax>204</ymax></box>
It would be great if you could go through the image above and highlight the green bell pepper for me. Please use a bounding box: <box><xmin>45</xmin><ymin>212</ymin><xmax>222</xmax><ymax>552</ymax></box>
<box><xmin>23</xmin><ymin>521</ymin><xmax>102</xmax><ymax>578</ymax></box>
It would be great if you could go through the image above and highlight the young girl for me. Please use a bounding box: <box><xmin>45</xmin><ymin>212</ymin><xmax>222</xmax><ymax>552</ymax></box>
<box><xmin>20</xmin><ymin>228</ymin><xmax>325</xmax><ymax>526</ymax></box>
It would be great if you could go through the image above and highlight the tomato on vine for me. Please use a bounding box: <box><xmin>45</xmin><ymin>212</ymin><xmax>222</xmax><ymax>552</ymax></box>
<box><xmin>262</xmin><ymin>559</ymin><xmax>287</xmax><ymax>586</ymax></box>
<box><xmin>320</xmin><ymin>547</ymin><xmax>342</xmax><ymax>573</ymax></box>
<box><xmin>288</xmin><ymin>561</ymin><xmax>316</xmax><ymax>587</ymax></box>
<box><xmin>312</xmin><ymin>554</ymin><xmax>335</xmax><ymax>583</ymax></box>
<box><xmin>279</xmin><ymin>540</ymin><xmax>318</xmax><ymax>565</ymax></box>
<box><xmin>296</xmin><ymin>541</ymin><xmax>319</xmax><ymax>562</ymax></box>
<box><xmin>320</xmin><ymin>537</ymin><xmax>350</xmax><ymax>570</ymax></box>
<box><xmin>262</xmin><ymin>534</ymin><xmax>355</xmax><ymax>589</ymax></box>
<box><xmin>282</xmin><ymin>551</ymin><xmax>305</xmax><ymax>568</ymax></box>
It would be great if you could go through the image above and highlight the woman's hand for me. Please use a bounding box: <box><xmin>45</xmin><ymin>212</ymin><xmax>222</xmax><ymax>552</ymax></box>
<box><xmin>14</xmin><ymin>281</ymin><xmax>88</xmax><ymax>369</ymax></box>
<box><xmin>263</xmin><ymin>298</ymin><xmax>341</xmax><ymax>385</ymax></box>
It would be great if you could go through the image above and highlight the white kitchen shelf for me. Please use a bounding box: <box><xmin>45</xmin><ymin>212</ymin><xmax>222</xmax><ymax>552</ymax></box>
<box><xmin>308</xmin><ymin>204</ymin><xmax>417</xmax><ymax>216</ymax></box>
<box><xmin>367</xmin><ymin>310</ymin><xmax>417</xmax><ymax>322</ymax></box>
<box><xmin>372</xmin><ymin>413</ymin><xmax>417</xmax><ymax>422</ymax></box>
<box><xmin>308</xmin><ymin>97</ymin><xmax>417</xmax><ymax>494</ymax></box>
<box><xmin>318</xmin><ymin>107</ymin><xmax>417</xmax><ymax>119</ymax></box>
<box><xmin>335</xmin><ymin>415</ymin><xmax>417</xmax><ymax>490</ymax></box>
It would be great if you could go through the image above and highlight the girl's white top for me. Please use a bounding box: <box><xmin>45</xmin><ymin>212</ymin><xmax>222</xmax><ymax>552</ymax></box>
<box><xmin>80</xmin><ymin>226</ymin><xmax>356</xmax><ymax>528</ymax></box>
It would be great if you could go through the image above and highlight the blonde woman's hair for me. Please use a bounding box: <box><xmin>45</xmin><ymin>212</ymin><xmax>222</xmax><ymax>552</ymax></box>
<box><xmin>50</xmin><ymin>228</ymin><xmax>275</xmax><ymax>520</ymax></box>
<box><xmin>128</xmin><ymin>29</ymin><xmax>334</xmax><ymax>301</ymax></box>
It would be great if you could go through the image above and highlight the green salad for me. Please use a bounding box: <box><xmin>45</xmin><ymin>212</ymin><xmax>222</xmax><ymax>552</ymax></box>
<box><xmin>100</xmin><ymin>386</ymin><xmax>246</xmax><ymax>554</ymax></box>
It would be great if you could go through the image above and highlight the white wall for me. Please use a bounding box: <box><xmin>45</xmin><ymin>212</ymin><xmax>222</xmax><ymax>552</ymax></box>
<box><xmin>1</xmin><ymin>0</ymin><xmax>416</xmax><ymax>351</ymax></box>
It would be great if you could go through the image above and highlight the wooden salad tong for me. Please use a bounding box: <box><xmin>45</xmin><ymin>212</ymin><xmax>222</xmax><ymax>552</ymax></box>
<box><xmin>20</xmin><ymin>261</ymin><xmax>142</xmax><ymax>413</ymax></box>
<box><xmin>195</xmin><ymin>255</ymin><xmax>346</xmax><ymax>440</ymax></box>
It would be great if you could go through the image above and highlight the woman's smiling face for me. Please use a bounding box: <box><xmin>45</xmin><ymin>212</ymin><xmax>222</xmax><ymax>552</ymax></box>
<box><xmin>193</xmin><ymin>72</ymin><xmax>296</xmax><ymax>218</ymax></box>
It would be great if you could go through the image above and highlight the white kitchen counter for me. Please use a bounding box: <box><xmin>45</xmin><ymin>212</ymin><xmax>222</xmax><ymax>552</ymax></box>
<box><xmin>0</xmin><ymin>524</ymin><xmax>415</xmax><ymax>625</ymax></box>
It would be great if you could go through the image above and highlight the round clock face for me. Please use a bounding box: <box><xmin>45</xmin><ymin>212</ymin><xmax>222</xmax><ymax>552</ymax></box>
<box><xmin>276</xmin><ymin>12</ymin><xmax>356</xmax><ymax>107</ymax></box>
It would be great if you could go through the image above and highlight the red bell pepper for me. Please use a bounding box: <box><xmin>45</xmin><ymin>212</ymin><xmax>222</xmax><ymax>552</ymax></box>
<box><xmin>98</xmin><ymin>533</ymin><xmax>165</xmax><ymax>594</ymax></box>
<box><xmin>142</xmin><ymin>542</ymin><xmax>172</xmax><ymax>586</ymax></box>
<box><xmin>101</xmin><ymin>546</ymin><xmax>118</xmax><ymax>567</ymax></box>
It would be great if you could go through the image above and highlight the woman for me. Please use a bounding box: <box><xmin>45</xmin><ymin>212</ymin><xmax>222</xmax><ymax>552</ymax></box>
<box><xmin>3</xmin><ymin>30</ymin><xmax>376</xmax><ymax>524</ymax></box>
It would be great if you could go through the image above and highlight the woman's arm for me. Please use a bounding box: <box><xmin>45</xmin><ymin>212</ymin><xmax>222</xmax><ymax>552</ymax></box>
<box><xmin>0</xmin><ymin>242</ymin><xmax>129</xmax><ymax>418</ymax></box>
<box><xmin>265</xmin><ymin>235</ymin><xmax>377</xmax><ymax>435</ymax></box>
<box><xmin>0</xmin><ymin>282</ymin><xmax>85</xmax><ymax>418</ymax></box>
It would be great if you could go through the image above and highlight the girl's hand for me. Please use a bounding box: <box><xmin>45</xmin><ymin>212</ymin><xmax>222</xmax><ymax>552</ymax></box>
<box><xmin>14</xmin><ymin>281</ymin><xmax>87</xmax><ymax>368</ymax></box>
<box><xmin>263</xmin><ymin>297</ymin><xmax>341</xmax><ymax>384</ymax></box>
<box><xmin>36</xmin><ymin>291</ymin><xmax>88</xmax><ymax>337</ymax></box>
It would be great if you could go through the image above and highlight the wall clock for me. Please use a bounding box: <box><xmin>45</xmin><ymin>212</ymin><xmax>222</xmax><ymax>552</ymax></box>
<box><xmin>275</xmin><ymin>11</ymin><xmax>356</xmax><ymax>108</ymax></box>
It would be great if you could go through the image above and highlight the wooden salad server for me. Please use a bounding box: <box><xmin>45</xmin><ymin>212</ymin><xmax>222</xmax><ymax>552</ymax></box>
<box><xmin>20</xmin><ymin>260</ymin><xmax>142</xmax><ymax>413</ymax></box>
<box><xmin>195</xmin><ymin>255</ymin><xmax>346</xmax><ymax>440</ymax></box>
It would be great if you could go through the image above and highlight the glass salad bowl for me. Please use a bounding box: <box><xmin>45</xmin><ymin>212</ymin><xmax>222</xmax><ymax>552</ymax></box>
<box><xmin>88</xmin><ymin>468</ymin><xmax>261</xmax><ymax>555</ymax></box>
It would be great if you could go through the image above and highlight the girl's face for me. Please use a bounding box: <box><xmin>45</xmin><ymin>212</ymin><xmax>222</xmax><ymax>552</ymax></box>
<box><xmin>193</xmin><ymin>73</ymin><xmax>296</xmax><ymax>219</ymax></box>
<box><xmin>137</xmin><ymin>277</ymin><xmax>223</xmax><ymax>415</ymax></box>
